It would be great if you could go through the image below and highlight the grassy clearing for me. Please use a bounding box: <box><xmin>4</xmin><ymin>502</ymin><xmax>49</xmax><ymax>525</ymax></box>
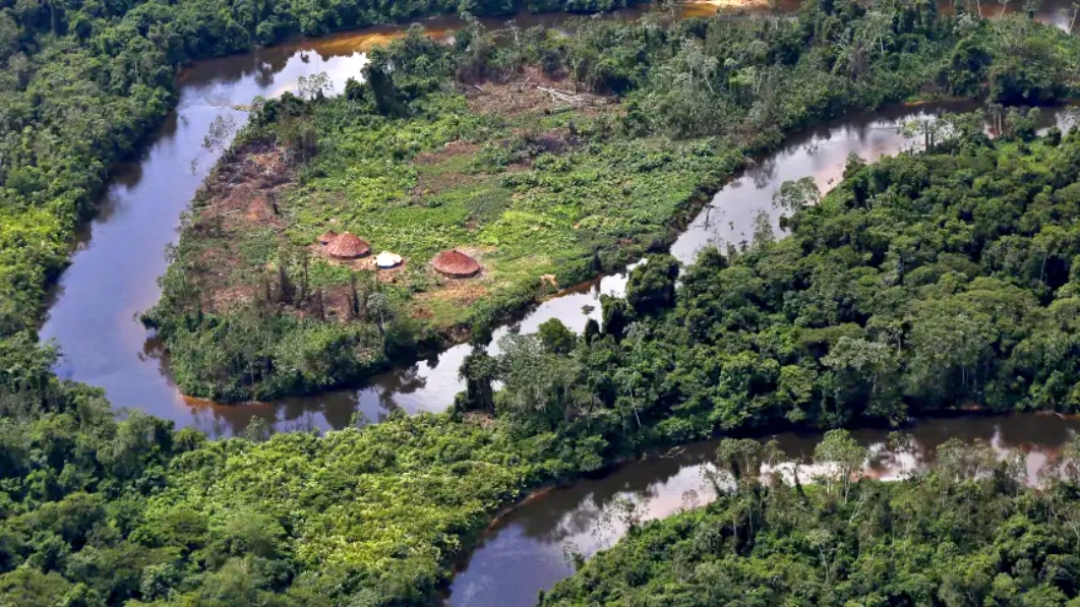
<box><xmin>171</xmin><ymin>79</ymin><xmax>732</xmax><ymax>330</ymax></box>
<box><xmin>148</xmin><ymin>69</ymin><xmax>735</xmax><ymax>400</ymax></box>
<box><xmin>153</xmin><ymin>1</ymin><xmax>1079</xmax><ymax>401</ymax></box>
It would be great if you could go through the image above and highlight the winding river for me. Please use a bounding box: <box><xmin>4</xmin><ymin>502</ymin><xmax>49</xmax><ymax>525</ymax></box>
<box><xmin>40</xmin><ymin>1</ymin><xmax>1078</xmax><ymax>437</ymax></box>
<box><xmin>449</xmin><ymin>412</ymin><xmax>1080</xmax><ymax>606</ymax></box>
<box><xmin>34</xmin><ymin>3</ymin><xmax>1080</xmax><ymax>605</ymax></box>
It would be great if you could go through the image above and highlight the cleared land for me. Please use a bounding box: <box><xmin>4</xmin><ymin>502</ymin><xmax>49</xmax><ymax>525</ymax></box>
<box><xmin>172</xmin><ymin>71</ymin><xmax>728</xmax><ymax>334</ymax></box>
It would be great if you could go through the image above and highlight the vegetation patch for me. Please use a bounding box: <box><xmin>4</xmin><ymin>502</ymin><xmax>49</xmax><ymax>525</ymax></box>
<box><xmin>542</xmin><ymin>433</ymin><xmax>1080</xmax><ymax>606</ymax></box>
<box><xmin>8</xmin><ymin>3</ymin><xmax>1080</xmax><ymax>607</ymax></box>
<box><xmin>149</xmin><ymin>3</ymin><xmax>1080</xmax><ymax>401</ymax></box>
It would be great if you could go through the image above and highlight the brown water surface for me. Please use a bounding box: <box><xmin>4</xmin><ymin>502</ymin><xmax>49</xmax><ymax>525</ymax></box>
<box><xmin>32</xmin><ymin>5</ymin><xmax>1080</xmax><ymax>603</ymax></box>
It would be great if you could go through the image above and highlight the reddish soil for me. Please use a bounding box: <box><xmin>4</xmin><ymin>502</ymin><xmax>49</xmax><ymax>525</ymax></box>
<box><xmin>187</xmin><ymin>140</ymin><xmax>295</xmax><ymax>314</ymax></box>
<box><xmin>197</xmin><ymin>141</ymin><xmax>292</xmax><ymax>233</ymax></box>
<box><xmin>412</xmin><ymin>279</ymin><xmax>490</xmax><ymax>318</ymax></box>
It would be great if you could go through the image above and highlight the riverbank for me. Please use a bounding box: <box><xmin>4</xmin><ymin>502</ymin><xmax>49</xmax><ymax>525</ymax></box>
<box><xmin>154</xmin><ymin>116</ymin><xmax>1080</xmax><ymax>605</ymax></box>
<box><xmin>538</xmin><ymin>429</ymin><xmax>1080</xmax><ymax>606</ymax></box>
<box><xmin>145</xmin><ymin>1</ymin><xmax>1071</xmax><ymax>403</ymax></box>
<box><xmin>147</xmin><ymin>62</ymin><xmax>750</xmax><ymax>400</ymax></box>
<box><xmin>456</xmin><ymin>412</ymin><xmax>1080</xmax><ymax>605</ymax></box>
<box><xmin>29</xmin><ymin>0</ymin><xmax>1080</xmax><ymax>428</ymax></box>
<box><xmin>8</xmin><ymin>2</ymin><xmax>1080</xmax><ymax>607</ymax></box>
<box><xmin>6</xmin><ymin>0</ymin><xmax>659</xmax><ymax>411</ymax></box>
<box><xmin>12</xmin><ymin>51</ymin><xmax>1080</xmax><ymax>607</ymax></box>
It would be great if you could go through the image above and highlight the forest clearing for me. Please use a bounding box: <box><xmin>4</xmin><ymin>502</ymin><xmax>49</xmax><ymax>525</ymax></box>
<box><xmin>6</xmin><ymin>0</ymin><xmax>1080</xmax><ymax>605</ymax></box>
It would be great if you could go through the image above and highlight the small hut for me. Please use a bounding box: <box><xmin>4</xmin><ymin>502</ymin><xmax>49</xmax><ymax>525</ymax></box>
<box><xmin>317</xmin><ymin>229</ymin><xmax>338</xmax><ymax>245</ymax></box>
<box><xmin>326</xmin><ymin>232</ymin><xmax>371</xmax><ymax>259</ymax></box>
<box><xmin>432</xmin><ymin>249</ymin><xmax>480</xmax><ymax>278</ymax></box>
<box><xmin>375</xmin><ymin>251</ymin><xmax>403</xmax><ymax>269</ymax></box>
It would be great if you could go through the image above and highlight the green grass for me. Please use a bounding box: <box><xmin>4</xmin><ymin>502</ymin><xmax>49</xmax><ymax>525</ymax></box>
<box><xmin>249</xmin><ymin>92</ymin><xmax>737</xmax><ymax>330</ymax></box>
<box><xmin>148</xmin><ymin>82</ymin><xmax>750</xmax><ymax>401</ymax></box>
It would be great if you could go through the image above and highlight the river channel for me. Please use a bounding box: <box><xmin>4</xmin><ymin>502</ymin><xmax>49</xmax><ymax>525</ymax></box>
<box><xmin>39</xmin><ymin>1</ymin><xmax>1078</xmax><ymax>437</ymax></box>
<box><xmin>34</xmin><ymin>3</ymin><xmax>1080</xmax><ymax>605</ymax></box>
<box><xmin>448</xmin><ymin>412</ymin><xmax>1080</xmax><ymax>606</ymax></box>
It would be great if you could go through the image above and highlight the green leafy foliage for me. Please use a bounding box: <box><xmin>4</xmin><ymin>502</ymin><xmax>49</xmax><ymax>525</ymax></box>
<box><xmin>485</xmin><ymin>128</ymin><xmax>1080</xmax><ymax>456</ymax></box>
<box><xmin>541</xmin><ymin>433</ymin><xmax>1080</xmax><ymax>607</ymax></box>
<box><xmin>0</xmin><ymin>343</ymin><xmax>601</xmax><ymax>605</ymax></box>
<box><xmin>0</xmin><ymin>0</ymin><xmax>652</xmax><ymax>401</ymax></box>
<box><xmin>5</xmin><ymin>2</ymin><xmax>1080</xmax><ymax>606</ymax></box>
<box><xmin>152</xmin><ymin>0</ymin><xmax>1080</xmax><ymax>401</ymax></box>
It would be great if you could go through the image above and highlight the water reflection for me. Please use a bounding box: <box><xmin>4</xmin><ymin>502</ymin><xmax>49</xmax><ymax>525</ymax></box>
<box><xmin>670</xmin><ymin>104</ymin><xmax>949</xmax><ymax>261</ymax></box>
<box><xmin>448</xmin><ymin>413</ymin><xmax>1080</xmax><ymax>606</ymax></box>
<box><xmin>71</xmin><ymin>97</ymin><xmax>1070</xmax><ymax>440</ymax></box>
<box><xmin>40</xmin><ymin>23</ymin><xmax>386</xmax><ymax>436</ymax></box>
<box><xmin>39</xmin><ymin>1</ymin><xmax>1080</xmax><ymax>437</ymax></box>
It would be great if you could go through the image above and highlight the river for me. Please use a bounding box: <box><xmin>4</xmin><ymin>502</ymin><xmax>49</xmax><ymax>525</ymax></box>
<box><xmin>448</xmin><ymin>412</ymin><xmax>1080</xmax><ymax>606</ymax></box>
<box><xmin>445</xmin><ymin>100</ymin><xmax>1077</xmax><ymax>607</ymax></box>
<box><xmin>33</xmin><ymin>3</ymin><xmax>1080</xmax><ymax>605</ymax></box>
<box><xmin>173</xmin><ymin>101</ymin><xmax>1076</xmax><ymax>435</ymax></box>
<box><xmin>40</xmin><ymin>2</ymin><xmax>1078</xmax><ymax>437</ymax></box>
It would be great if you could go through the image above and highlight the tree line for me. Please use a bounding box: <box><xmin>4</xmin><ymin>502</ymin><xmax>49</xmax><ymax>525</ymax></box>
<box><xmin>0</xmin><ymin>0</ymin><xmax>648</xmax><ymax>399</ymax></box>
<box><xmin>541</xmin><ymin>431</ymin><xmax>1080</xmax><ymax>606</ymax></box>
<box><xmin>5</xmin><ymin>1</ymin><xmax>1080</xmax><ymax>606</ymax></box>
<box><xmin>151</xmin><ymin>0</ymin><xmax>1080</xmax><ymax>401</ymax></box>
<box><xmin>460</xmin><ymin>125</ymin><xmax>1080</xmax><ymax>453</ymax></box>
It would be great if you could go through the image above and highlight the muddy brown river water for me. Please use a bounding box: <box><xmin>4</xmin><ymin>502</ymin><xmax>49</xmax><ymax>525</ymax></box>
<box><xmin>448</xmin><ymin>412</ymin><xmax>1080</xmax><ymax>606</ymax></box>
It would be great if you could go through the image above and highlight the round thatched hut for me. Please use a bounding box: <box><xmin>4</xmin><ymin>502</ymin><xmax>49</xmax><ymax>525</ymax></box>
<box><xmin>432</xmin><ymin>249</ymin><xmax>480</xmax><ymax>278</ymax></box>
<box><xmin>326</xmin><ymin>232</ymin><xmax>371</xmax><ymax>259</ymax></box>
<box><xmin>317</xmin><ymin>229</ymin><xmax>338</xmax><ymax>245</ymax></box>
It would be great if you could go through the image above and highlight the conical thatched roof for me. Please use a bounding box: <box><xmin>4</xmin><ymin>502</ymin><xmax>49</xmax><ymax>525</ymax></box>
<box><xmin>317</xmin><ymin>229</ymin><xmax>338</xmax><ymax>245</ymax></box>
<box><xmin>432</xmin><ymin>249</ymin><xmax>480</xmax><ymax>278</ymax></box>
<box><xmin>326</xmin><ymin>232</ymin><xmax>371</xmax><ymax>259</ymax></box>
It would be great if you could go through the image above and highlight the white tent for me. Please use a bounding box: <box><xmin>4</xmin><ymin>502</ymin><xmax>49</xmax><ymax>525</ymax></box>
<box><xmin>375</xmin><ymin>251</ymin><xmax>403</xmax><ymax>269</ymax></box>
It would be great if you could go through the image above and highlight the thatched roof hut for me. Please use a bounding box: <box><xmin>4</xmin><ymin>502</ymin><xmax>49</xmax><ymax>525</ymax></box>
<box><xmin>317</xmin><ymin>230</ymin><xmax>338</xmax><ymax>245</ymax></box>
<box><xmin>326</xmin><ymin>232</ymin><xmax>371</xmax><ymax>259</ymax></box>
<box><xmin>432</xmin><ymin>249</ymin><xmax>480</xmax><ymax>278</ymax></box>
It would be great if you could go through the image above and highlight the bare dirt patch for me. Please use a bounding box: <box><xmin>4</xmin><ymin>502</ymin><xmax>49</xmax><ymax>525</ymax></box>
<box><xmin>412</xmin><ymin>278</ymin><xmax>491</xmax><ymax>318</ymax></box>
<box><xmin>196</xmin><ymin>140</ymin><xmax>292</xmax><ymax>233</ymax></box>
<box><xmin>311</xmin><ymin>246</ymin><xmax>410</xmax><ymax>282</ymax></box>
<box><xmin>408</xmin><ymin>246</ymin><xmax>496</xmax><ymax>319</ymax></box>
<box><xmin>414</xmin><ymin>140</ymin><xmax>481</xmax><ymax>165</ymax></box>
<box><xmin>184</xmin><ymin>137</ymin><xmax>500</xmax><ymax>330</ymax></box>
<box><xmin>207</xmin><ymin>283</ymin><xmax>261</xmax><ymax>312</ymax></box>
<box><xmin>184</xmin><ymin>140</ymin><xmax>295</xmax><ymax>313</ymax></box>
<box><xmin>465</xmin><ymin>67</ymin><xmax>610</xmax><ymax>117</ymax></box>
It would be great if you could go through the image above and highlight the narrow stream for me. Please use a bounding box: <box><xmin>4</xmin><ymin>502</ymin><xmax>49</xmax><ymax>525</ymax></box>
<box><xmin>38</xmin><ymin>2</ymin><xmax>1078</xmax><ymax>437</ymax></box>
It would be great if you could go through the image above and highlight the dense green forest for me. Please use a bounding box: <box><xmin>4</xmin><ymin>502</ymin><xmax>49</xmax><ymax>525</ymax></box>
<box><xmin>0</xmin><ymin>345</ymin><xmax>604</xmax><ymax>606</ymax></box>
<box><xmin>469</xmin><ymin>126</ymin><xmax>1080</xmax><ymax>455</ymax></box>
<box><xmin>0</xmin><ymin>0</ymin><xmax>646</xmax><ymax>390</ymax></box>
<box><xmin>150</xmin><ymin>0</ymin><xmax>1080</xmax><ymax>401</ymax></box>
<box><xmin>541</xmin><ymin>432</ymin><xmax>1080</xmax><ymax>606</ymax></box>
<box><xmin>7</xmin><ymin>0</ymin><xmax>1080</xmax><ymax>605</ymax></box>
<box><xmin>11</xmin><ymin>112</ymin><xmax>1080</xmax><ymax>606</ymax></box>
